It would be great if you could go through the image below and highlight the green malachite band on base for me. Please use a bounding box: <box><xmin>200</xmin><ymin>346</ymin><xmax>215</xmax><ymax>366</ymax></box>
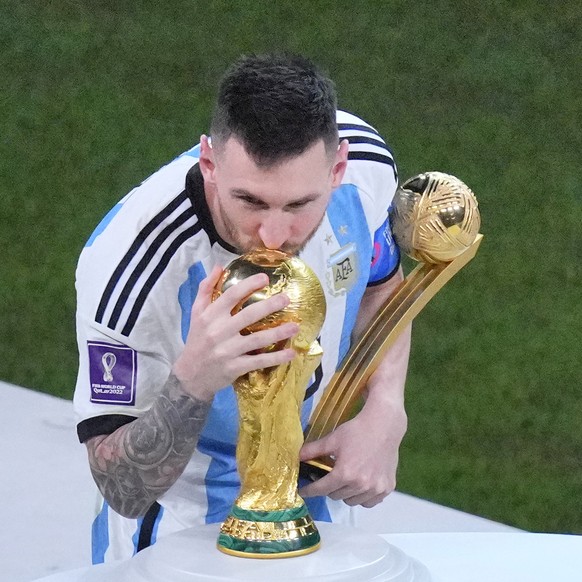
<box><xmin>217</xmin><ymin>530</ymin><xmax>321</xmax><ymax>555</ymax></box>
<box><xmin>230</xmin><ymin>505</ymin><xmax>309</xmax><ymax>522</ymax></box>
<box><xmin>217</xmin><ymin>503</ymin><xmax>321</xmax><ymax>557</ymax></box>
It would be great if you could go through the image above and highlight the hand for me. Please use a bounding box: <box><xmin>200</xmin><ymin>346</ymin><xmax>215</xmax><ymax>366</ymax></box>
<box><xmin>173</xmin><ymin>266</ymin><xmax>299</xmax><ymax>401</ymax></box>
<box><xmin>298</xmin><ymin>400</ymin><xmax>407</xmax><ymax>508</ymax></box>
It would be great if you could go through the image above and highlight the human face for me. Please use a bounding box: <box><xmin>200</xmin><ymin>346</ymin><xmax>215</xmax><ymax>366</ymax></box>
<box><xmin>199</xmin><ymin>136</ymin><xmax>348</xmax><ymax>254</ymax></box>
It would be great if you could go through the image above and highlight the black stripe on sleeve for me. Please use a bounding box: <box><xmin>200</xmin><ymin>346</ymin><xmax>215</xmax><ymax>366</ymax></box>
<box><xmin>344</xmin><ymin>135</ymin><xmax>395</xmax><ymax>157</ymax></box>
<box><xmin>121</xmin><ymin>224</ymin><xmax>201</xmax><ymax>336</ymax></box>
<box><xmin>76</xmin><ymin>414</ymin><xmax>138</xmax><ymax>443</ymax></box>
<box><xmin>347</xmin><ymin>150</ymin><xmax>397</xmax><ymax>174</ymax></box>
<box><xmin>137</xmin><ymin>502</ymin><xmax>162</xmax><ymax>552</ymax></box>
<box><xmin>367</xmin><ymin>260</ymin><xmax>401</xmax><ymax>287</ymax></box>
<box><xmin>106</xmin><ymin>207</ymin><xmax>197</xmax><ymax>329</ymax></box>
<box><xmin>95</xmin><ymin>191</ymin><xmax>190</xmax><ymax>324</ymax></box>
<box><xmin>304</xmin><ymin>360</ymin><xmax>324</xmax><ymax>401</ymax></box>
<box><xmin>338</xmin><ymin>123</ymin><xmax>380</xmax><ymax>136</ymax></box>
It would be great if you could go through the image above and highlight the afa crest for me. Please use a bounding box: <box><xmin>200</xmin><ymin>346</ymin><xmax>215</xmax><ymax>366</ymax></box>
<box><xmin>326</xmin><ymin>243</ymin><xmax>358</xmax><ymax>296</ymax></box>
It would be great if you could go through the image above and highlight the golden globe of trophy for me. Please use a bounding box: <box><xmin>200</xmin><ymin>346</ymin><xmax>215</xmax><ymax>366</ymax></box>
<box><xmin>213</xmin><ymin>249</ymin><xmax>326</xmax><ymax>558</ymax></box>
<box><xmin>305</xmin><ymin>171</ymin><xmax>483</xmax><ymax>472</ymax></box>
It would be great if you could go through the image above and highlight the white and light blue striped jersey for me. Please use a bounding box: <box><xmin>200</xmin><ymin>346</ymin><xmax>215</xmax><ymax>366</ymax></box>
<box><xmin>73</xmin><ymin>110</ymin><xmax>400</xmax><ymax>563</ymax></box>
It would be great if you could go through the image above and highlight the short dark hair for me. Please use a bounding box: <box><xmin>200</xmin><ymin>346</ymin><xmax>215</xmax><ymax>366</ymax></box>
<box><xmin>210</xmin><ymin>54</ymin><xmax>338</xmax><ymax>166</ymax></box>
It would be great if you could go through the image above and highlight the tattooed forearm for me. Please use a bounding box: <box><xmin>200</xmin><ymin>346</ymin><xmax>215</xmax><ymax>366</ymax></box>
<box><xmin>85</xmin><ymin>374</ymin><xmax>211</xmax><ymax>518</ymax></box>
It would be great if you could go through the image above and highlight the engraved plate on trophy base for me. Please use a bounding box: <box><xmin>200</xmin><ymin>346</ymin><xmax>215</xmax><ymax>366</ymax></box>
<box><xmin>217</xmin><ymin>505</ymin><xmax>320</xmax><ymax>558</ymax></box>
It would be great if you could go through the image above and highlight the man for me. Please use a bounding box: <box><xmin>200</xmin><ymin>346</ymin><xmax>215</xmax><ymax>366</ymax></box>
<box><xmin>74</xmin><ymin>53</ymin><xmax>410</xmax><ymax>563</ymax></box>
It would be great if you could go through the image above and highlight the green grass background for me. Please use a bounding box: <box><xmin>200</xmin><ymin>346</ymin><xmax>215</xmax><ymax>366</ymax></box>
<box><xmin>1</xmin><ymin>1</ymin><xmax>581</xmax><ymax>533</ymax></box>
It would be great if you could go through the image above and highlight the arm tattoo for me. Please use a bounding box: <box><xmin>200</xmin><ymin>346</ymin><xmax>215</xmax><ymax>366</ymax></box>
<box><xmin>86</xmin><ymin>374</ymin><xmax>211</xmax><ymax>518</ymax></box>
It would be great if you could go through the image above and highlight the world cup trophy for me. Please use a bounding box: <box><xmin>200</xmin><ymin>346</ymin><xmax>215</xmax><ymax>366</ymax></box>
<box><xmin>304</xmin><ymin>171</ymin><xmax>483</xmax><ymax>473</ymax></box>
<box><xmin>213</xmin><ymin>249</ymin><xmax>326</xmax><ymax>558</ymax></box>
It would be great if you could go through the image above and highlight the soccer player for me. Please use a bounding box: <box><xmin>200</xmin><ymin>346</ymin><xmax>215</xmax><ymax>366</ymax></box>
<box><xmin>74</xmin><ymin>53</ymin><xmax>410</xmax><ymax>563</ymax></box>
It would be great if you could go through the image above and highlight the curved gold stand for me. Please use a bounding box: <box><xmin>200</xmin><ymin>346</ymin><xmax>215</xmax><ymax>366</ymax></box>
<box><xmin>304</xmin><ymin>234</ymin><xmax>483</xmax><ymax>472</ymax></box>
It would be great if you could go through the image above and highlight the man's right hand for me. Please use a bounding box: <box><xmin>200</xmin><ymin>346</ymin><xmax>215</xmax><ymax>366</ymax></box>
<box><xmin>173</xmin><ymin>266</ymin><xmax>299</xmax><ymax>401</ymax></box>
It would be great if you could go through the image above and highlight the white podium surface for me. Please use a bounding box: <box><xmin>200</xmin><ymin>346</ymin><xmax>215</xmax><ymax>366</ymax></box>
<box><xmin>0</xmin><ymin>382</ymin><xmax>96</xmax><ymax>581</ymax></box>
<box><xmin>383</xmin><ymin>532</ymin><xmax>582</xmax><ymax>582</ymax></box>
<box><xmin>0</xmin><ymin>381</ymin><xmax>523</xmax><ymax>582</ymax></box>
<box><xmin>32</xmin><ymin>528</ymin><xmax>582</xmax><ymax>582</ymax></box>
<box><xmin>117</xmin><ymin>523</ymin><xmax>429</xmax><ymax>581</ymax></box>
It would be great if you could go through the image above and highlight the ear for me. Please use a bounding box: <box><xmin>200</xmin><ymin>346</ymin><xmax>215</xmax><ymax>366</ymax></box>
<box><xmin>331</xmin><ymin>139</ymin><xmax>349</xmax><ymax>189</ymax></box>
<box><xmin>198</xmin><ymin>135</ymin><xmax>217</xmax><ymax>184</ymax></box>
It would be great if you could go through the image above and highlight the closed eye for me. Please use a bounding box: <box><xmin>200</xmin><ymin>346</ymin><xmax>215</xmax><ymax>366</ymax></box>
<box><xmin>232</xmin><ymin>189</ymin><xmax>318</xmax><ymax>211</ymax></box>
<box><xmin>285</xmin><ymin>200</ymin><xmax>311</xmax><ymax>211</ymax></box>
<box><xmin>236</xmin><ymin>194</ymin><xmax>269</xmax><ymax>210</ymax></box>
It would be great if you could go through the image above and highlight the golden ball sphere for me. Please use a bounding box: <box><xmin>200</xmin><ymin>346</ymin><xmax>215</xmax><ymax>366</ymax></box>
<box><xmin>390</xmin><ymin>172</ymin><xmax>481</xmax><ymax>264</ymax></box>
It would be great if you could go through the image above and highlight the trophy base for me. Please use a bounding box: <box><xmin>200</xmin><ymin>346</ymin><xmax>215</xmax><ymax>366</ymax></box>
<box><xmin>217</xmin><ymin>504</ymin><xmax>320</xmax><ymax>558</ymax></box>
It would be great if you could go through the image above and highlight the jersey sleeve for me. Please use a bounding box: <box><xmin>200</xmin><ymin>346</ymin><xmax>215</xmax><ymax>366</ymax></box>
<box><xmin>74</xmin><ymin>314</ymin><xmax>173</xmax><ymax>443</ymax></box>
<box><xmin>368</xmin><ymin>211</ymin><xmax>401</xmax><ymax>285</ymax></box>
<box><xmin>337</xmin><ymin>110</ymin><xmax>401</xmax><ymax>284</ymax></box>
<box><xmin>73</xmin><ymin>155</ymin><xmax>199</xmax><ymax>443</ymax></box>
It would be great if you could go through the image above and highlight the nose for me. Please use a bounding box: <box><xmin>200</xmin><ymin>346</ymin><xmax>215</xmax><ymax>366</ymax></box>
<box><xmin>258</xmin><ymin>212</ymin><xmax>292</xmax><ymax>250</ymax></box>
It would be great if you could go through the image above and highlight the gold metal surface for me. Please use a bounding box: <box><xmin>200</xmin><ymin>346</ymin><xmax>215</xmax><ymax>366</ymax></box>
<box><xmin>215</xmin><ymin>249</ymin><xmax>326</xmax><ymax>350</ymax></box>
<box><xmin>218</xmin><ymin>542</ymin><xmax>321</xmax><ymax>560</ymax></box>
<box><xmin>220</xmin><ymin>515</ymin><xmax>319</xmax><ymax>541</ymax></box>
<box><xmin>305</xmin><ymin>172</ymin><xmax>483</xmax><ymax>469</ymax></box>
<box><xmin>234</xmin><ymin>340</ymin><xmax>323</xmax><ymax>510</ymax></box>
<box><xmin>215</xmin><ymin>249</ymin><xmax>326</xmax><ymax>556</ymax></box>
<box><xmin>391</xmin><ymin>171</ymin><xmax>480</xmax><ymax>263</ymax></box>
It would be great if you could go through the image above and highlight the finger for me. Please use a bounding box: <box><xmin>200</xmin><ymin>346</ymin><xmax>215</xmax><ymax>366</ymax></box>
<box><xmin>194</xmin><ymin>266</ymin><xmax>224</xmax><ymax>311</ymax></box>
<box><xmin>361</xmin><ymin>493</ymin><xmax>389</xmax><ymax>509</ymax></box>
<box><xmin>232</xmin><ymin>291</ymin><xmax>290</xmax><ymax>331</ymax></box>
<box><xmin>298</xmin><ymin>471</ymin><xmax>341</xmax><ymax>498</ymax></box>
<box><xmin>324</xmin><ymin>485</ymin><xmax>359</xmax><ymax>501</ymax></box>
<box><xmin>236</xmin><ymin>348</ymin><xmax>297</xmax><ymax>376</ymax></box>
<box><xmin>344</xmin><ymin>491</ymin><xmax>389</xmax><ymax>508</ymax></box>
<box><xmin>299</xmin><ymin>437</ymin><xmax>332</xmax><ymax>462</ymax></box>
<box><xmin>218</xmin><ymin>273</ymin><xmax>270</xmax><ymax>312</ymax></box>
<box><xmin>240</xmin><ymin>322</ymin><xmax>299</xmax><ymax>353</ymax></box>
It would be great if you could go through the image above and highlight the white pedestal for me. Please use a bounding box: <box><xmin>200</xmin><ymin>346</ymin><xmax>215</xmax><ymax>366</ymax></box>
<box><xmin>34</xmin><ymin>523</ymin><xmax>431</xmax><ymax>581</ymax></box>
<box><xmin>120</xmin><ymin>523</ymin><xmax>431</xmax><ymax>581</ymax></box>
<box><xmin>32</xmin><ymin>529</ymin><xmax>582</xmax><ymax>582</ymax></box>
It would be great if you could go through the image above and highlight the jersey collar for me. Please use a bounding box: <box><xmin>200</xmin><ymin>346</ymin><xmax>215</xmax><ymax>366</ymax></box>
<box><xmin>185</xmin><ymin>163</ymin><xmax>239</xmax><ymax>255</ymax></box>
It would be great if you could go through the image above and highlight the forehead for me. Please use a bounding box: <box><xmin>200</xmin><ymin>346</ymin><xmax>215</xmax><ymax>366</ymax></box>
<box><xmin>214</xmin><ymin>137</ymin><xmax>334</xmax><ymax>202</ymax></box>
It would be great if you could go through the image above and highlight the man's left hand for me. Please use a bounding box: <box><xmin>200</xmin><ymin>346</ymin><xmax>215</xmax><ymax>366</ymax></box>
<box><xmin>298</xmin><ymin>400</ymin><xmax>407</xmax><ymax>508</ymax></box>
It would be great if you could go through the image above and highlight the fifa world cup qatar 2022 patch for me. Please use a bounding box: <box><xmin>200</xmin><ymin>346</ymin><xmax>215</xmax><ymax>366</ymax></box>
<box><xmin>88</xmin><ymin>341</ymin><xmax>137</xmax><ymax>405</ymax></box>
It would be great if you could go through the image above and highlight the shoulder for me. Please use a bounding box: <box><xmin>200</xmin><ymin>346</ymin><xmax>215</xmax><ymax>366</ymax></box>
<box><xmin>335</xmin><ymin>110</ymin><xmax>398</xmax><ymax>229</ymax></box>
<box><xmin>336</xmin><ymin>110</ymin><xmax>396</xmax><ymax>178</ymax></box>
<box><xmin>75</xmin><ymin>152</ymin><xmax>209</xmax><ymax>338</ymax></box>
<box><xmin>336</xmin><ymin>110</ymin><xmax>382</xmax><ymax>135</ymax></box>
<box><xmin>81</xmin><ymin>152</ymin><xmax>199</xmax><ymax>253</ymax></box>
